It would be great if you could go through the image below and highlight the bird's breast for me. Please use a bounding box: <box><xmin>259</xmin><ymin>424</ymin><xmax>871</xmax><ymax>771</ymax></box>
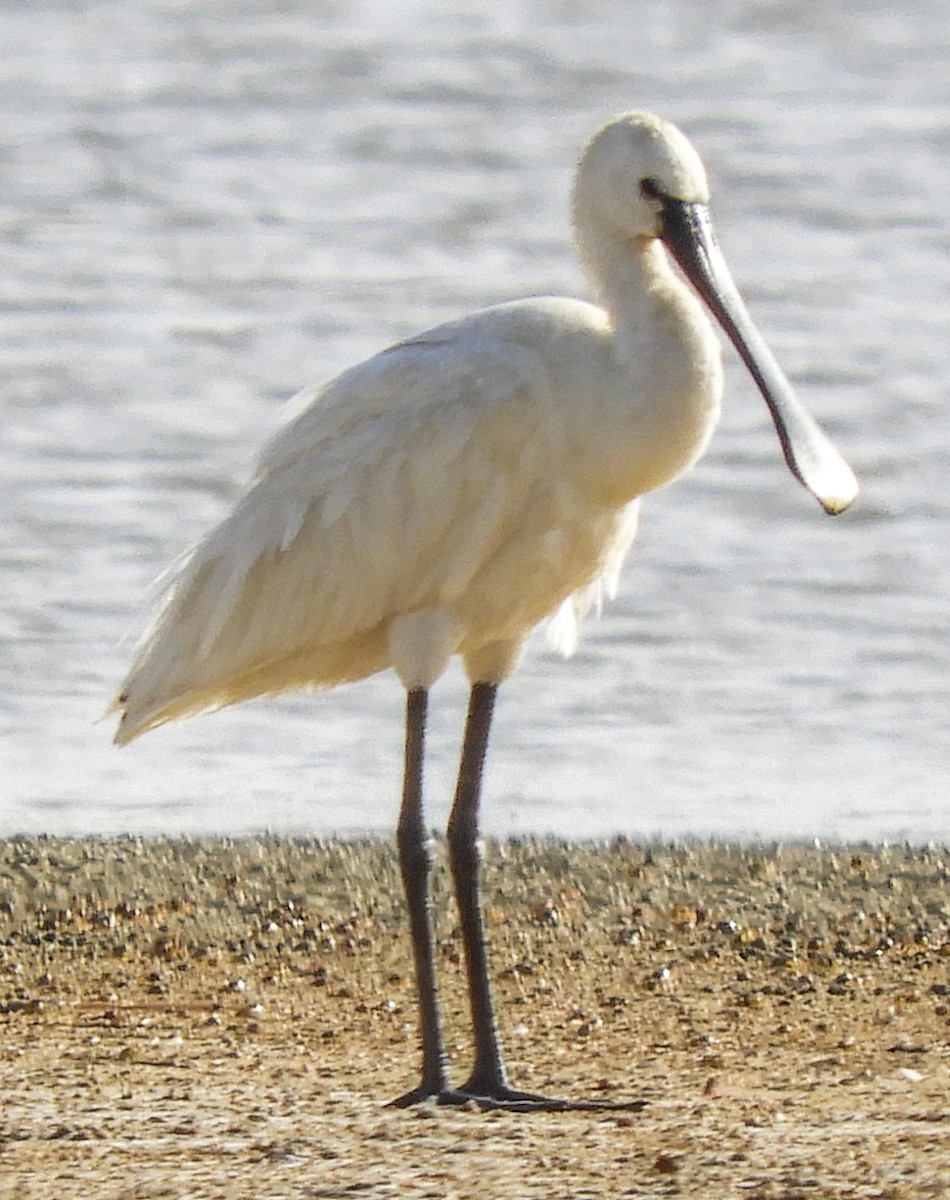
<box><xmin>572</xmin><ymin>284</ymin><xmax>723</xmax><ymax>509</ymax></box>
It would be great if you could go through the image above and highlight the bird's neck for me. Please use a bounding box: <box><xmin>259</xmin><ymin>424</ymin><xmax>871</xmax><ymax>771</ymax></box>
<box><xmin>573</xmin><ymin>212</ymin><xmax>687</xmax><ymax>341</ymax></box>
<box><xmin>571</xmin><ymin>211</ymin><xmax>723</xmax><ymax>502</ymax></box>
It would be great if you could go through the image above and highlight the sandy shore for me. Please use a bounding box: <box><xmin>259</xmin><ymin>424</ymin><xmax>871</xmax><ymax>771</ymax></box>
<box><xmin>0</xmin><ymin>836</ymin><xmax>948</xmax><ymax>1198</ymax></box>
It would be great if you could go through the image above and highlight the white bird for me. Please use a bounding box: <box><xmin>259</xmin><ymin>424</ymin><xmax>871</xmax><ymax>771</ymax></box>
<box><xmin>113</xmin><ymin>112</ymin><xmax>857</xmax><ymax>1110</ymax></box>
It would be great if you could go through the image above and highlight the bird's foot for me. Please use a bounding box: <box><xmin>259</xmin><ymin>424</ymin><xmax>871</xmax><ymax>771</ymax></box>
<box><xmin>389</xmin><ymin>1077</ymin><xmax>647</xmax><ymax>1113</ymax></box>
<box><xmin>441</xmin><ymin>1084</ymin><xmax>647</xmax><ymax>1113</ymax></box>
<box><xmin>387</xmin><ymin>1081</ymin><xmax>448</xmax><ymax>1109</ymax></box>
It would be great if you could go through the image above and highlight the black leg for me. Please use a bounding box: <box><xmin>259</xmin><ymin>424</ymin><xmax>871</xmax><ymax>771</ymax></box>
<box><xmin>390</xmin><ymin>682</ymin><xmax>647</xmax><ymax>1113</ymax></box>
<box><xmin>445</xmin><ymin>681</ymin><xmax>512</xmax><ymax>1094</ymax></box>
<box><xmin>441</xmin><ymin>682</ymin><xmax>648</xmax><ymax>1113</ymax></box>
<box><xmin>389</xmin><ymin>687</ymin><xmax>450</xmax><ymax>1106</ymax></box>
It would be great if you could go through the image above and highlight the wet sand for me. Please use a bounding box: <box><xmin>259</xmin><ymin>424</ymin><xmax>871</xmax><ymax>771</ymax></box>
<box><xmin>1</xmin><ymin>836</ymin><xmax>948</xmax><ymax>1198</ymax></box>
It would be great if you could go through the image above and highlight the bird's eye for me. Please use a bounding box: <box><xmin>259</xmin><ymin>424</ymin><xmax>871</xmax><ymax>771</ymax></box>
<box><xmin>640</xmin><ymin>178</ymin><xmax>663</xmax><ymax>201</ymax></box>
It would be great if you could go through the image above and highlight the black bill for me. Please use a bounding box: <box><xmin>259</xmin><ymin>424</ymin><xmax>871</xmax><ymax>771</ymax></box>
<box><xmin>658</xmin><ymin>192</ymin><xmax>858</xmax><ymax>515</ymax></box>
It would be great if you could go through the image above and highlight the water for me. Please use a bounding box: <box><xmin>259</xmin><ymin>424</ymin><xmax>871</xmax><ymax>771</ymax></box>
<box><xmin>2</xmin><ymin>0</ymin><xmax>949</xmax><ymax>842</ymax></box>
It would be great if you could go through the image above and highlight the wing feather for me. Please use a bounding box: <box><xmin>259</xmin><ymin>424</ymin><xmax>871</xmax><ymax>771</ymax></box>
<box><xmin>114</xmin><ymin>323</ymin><xmax>561</xmax><ymax>740</ymax></box>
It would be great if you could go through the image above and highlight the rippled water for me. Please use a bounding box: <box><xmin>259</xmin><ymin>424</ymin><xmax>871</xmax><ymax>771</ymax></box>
<box><xmin>2</xmin><ymin>0</ymin><xmax>949</xmax><ymax>841</ymax></box>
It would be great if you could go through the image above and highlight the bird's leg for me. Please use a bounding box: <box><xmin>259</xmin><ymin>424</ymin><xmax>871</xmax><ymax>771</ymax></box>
<box><xmin>445</xmin><ymin>682</ymin><xmax>511</xmax><ymax>1097</ymax></box>
<box><xmin>447</xmin><ymin>682</ymin><xmax>562</xmax><ymax>1106</ymax></box>
<box><xmin>442</xmin><ymin>681</ymin><xmax>648</xmax><ymax>1114</ymax></box>
<box><xmin>389</xmin><ymin>686</ymin><xmax>451</xmax><ymax>1107</ymax></box>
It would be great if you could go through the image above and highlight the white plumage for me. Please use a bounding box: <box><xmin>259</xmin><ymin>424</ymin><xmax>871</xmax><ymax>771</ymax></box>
<box><xmin>113</xmin><ymin>112</ymin><xmax>855</xmax><ymax>1109</ymax></box>
<box><xmin>117</xmin><ymin>297</ymin><xmax>661</xmax><ymax>737</ymax></box>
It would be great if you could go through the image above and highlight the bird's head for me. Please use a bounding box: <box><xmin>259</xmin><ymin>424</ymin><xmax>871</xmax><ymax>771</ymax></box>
<box><xmin>573</xmin><ymin>111</ymin><xmax>857</xmax><ymax>516</ymax></box>
<box><xmin>573</xmin><ymin>111</ymin><xmax>711</xmax><ymax>242</ymax></box>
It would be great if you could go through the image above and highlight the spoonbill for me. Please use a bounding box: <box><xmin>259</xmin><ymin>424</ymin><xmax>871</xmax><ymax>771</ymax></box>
<box><xmin>113</xmin><ymin>111</ymin><xmax>857</xmax><ymax>1110</ymax></box>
